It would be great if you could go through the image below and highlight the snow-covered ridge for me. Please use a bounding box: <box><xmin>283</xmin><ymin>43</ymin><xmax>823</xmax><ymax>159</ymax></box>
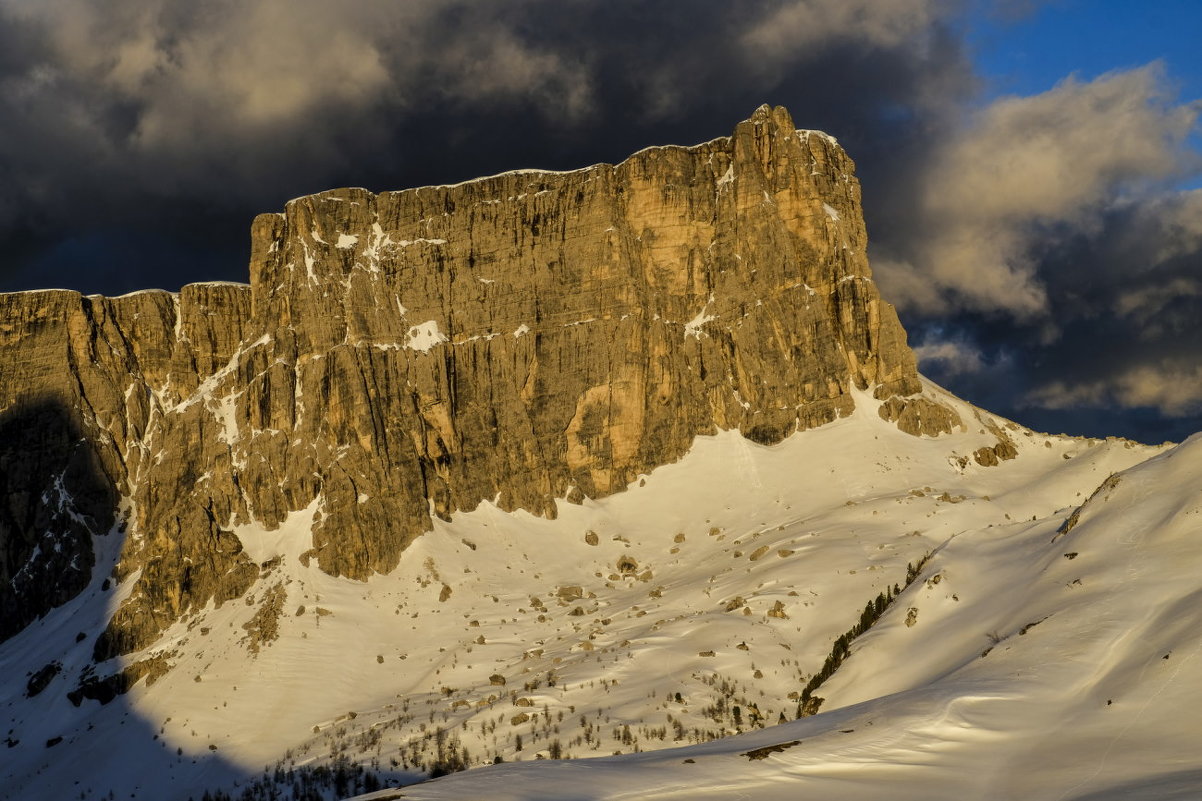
<box><xmin>0</xmin><ymin>287</ymin><xmax>107</xmax><ymax>298</ymax></box>
<box><xmin>417</xmin><ymin>135</ymin><xmax>735</xmax><ymax>194</ymax></box>
<box><xmin>797</xmin><ymin>128</ymin><xmax>840</xmax><ymax>147</ymax></box>
<box><xmin>276</xmin><ymin>122</ymin><xmax>842</xmax><ymax>207</ymax></box>
<box><xmin>0</xmin><ymin>282</ymin><xmax>251</xmax><ymax>302</ymax></box>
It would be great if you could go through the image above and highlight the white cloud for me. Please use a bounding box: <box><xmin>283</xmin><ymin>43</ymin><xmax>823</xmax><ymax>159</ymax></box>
<box><xmin>1113</xmin><ymin>277</ymin><xmax>1202</xmax><ymax>336</ymax></box>
<box><xmin>912</xmin><ymin>339</ymin><xmax>986</xmax><ymax>377</ymax></box>
<box><xmin>741</xmin><ymin>0</ymin><xmax>943</xmax><ymax>60</ymax></box>
<box><xmin>0</xmin><ymin>0</ymin><xmax>593</xmax><ymax>159</ymax></box>
<box><xmin>1027</xmin><ymin>362</ymin><xmax>1202</xmax><ymax>418</ymax></box>
<box><xmin>875</xmin><ymin>66</ymin><xmax>1199</xmax><ymax>318</ymax></box>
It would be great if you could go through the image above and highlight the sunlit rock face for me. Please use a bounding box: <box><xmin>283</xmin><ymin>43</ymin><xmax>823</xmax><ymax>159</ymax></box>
<box><xmin>0</xmin><ymin>105</ymin><xmax>936</xmax><ymax>656</ymax></box>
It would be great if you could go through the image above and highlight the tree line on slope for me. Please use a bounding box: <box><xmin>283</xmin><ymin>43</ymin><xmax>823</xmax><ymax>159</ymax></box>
<box><xmin>797</xmin><ymin>553</ymin><xmax>931</xmax><ymax>716</ymax></box>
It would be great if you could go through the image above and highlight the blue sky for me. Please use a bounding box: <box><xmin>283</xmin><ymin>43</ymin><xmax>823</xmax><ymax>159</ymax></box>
<box><xmin>968</xmin><ymin>0</ymin><xmax>1202</xmax><ymax>179</ymax></box>
<box><xmin>971</xmin><ymin>1</ymin><xmax>1202</xmax><ymax>91</ymax></box>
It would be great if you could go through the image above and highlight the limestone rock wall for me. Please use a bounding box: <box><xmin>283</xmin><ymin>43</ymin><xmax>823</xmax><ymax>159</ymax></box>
<box><xmin>0</xmin><ymin>285</ymin><xmax>250</xmax><ymax>642</ymax></box>
<box><xmin>0</xmin><ymin>105</ymin><xmax>930</xmax><ymax>655</ymax></box>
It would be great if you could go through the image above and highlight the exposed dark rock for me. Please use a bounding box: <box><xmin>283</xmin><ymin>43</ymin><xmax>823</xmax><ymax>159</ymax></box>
<box><xmin>25</xmin><ymin>662</ymin><xmax>61</xmax><ymax>698</ymax></box>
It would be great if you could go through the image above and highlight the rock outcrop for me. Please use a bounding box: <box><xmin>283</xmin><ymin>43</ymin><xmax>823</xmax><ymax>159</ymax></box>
<box><xmin>0</xmin><ymin>105</ymin><xmax>939</xmax><ymax>656</ymax></box>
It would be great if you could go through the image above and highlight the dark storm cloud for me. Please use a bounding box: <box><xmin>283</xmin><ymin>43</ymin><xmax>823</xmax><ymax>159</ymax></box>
<box><xmin>0</xmin><ymin>0</ymin><xmax>966</xmax><ymax>294</ymax></box>
<box><xmin>909</xmin><ymin>187</ymin><xmax>1202</xmax><ymax>440</ymax></box>
<box><xmin>1021</xmin><ymin>191</ymin><xmax>1202</xmax><ymax>415</ymax></box>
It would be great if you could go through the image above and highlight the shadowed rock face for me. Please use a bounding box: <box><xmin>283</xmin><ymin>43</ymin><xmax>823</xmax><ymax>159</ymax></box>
<box><xmin>0</xmin><ymin>398</ymin><xmax>117</xmax><ymax>642</ymax></box>
<box><xmin>0</xmin><ymin>105</ymin><xmax>936</xmax><ymax>656</ymax></box>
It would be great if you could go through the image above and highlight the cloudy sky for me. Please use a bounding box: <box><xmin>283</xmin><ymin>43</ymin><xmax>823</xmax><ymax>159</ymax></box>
<box><xmin>1</xmin><ymin>0</ymin><xmax>1199</xmax><ymax>443</ymax></box>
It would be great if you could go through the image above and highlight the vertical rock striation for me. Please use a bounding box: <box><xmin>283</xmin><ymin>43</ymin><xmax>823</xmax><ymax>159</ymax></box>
<box><xmin>0</xmin><ymin>105</ymin><xmax>941</xmax><ymax>656</ymax></box>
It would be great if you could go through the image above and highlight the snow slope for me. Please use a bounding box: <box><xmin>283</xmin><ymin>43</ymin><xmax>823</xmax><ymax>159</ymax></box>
<box><xmin>393</xmin><ymin>430</ymin><xmax>1202</xmax><ymax>801</ymax></box>
<box><xmin>1</xmin><ymin>381</ymin><xmax>1188</xmax><ymax>801</ymax></box>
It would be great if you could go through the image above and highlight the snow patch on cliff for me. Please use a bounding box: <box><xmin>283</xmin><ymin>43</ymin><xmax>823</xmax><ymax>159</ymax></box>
<box><xmin>685</xmin><ymin>297</ymin><xmax>717</xmax><ymax>338</ymax></box>
<box><xmin>405</xmin><ymin>321</ymin><xmax>448</xmax><ymax>353</ymax></box>
<box><xmin>230</xmin><ymin>499</ymin><xmax>321</xmax><ymax>565</ymax></box>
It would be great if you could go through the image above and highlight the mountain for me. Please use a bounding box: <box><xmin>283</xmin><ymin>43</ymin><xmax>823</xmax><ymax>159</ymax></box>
<box><xmin>1</xmin><ymin>106</ymin><xmax>1197</xmax><ymax>801</ymax></box>
<box><xmin>0</xmin><ymin>104</ymin><xmax>935</xmax><ymax>656</ymax></box>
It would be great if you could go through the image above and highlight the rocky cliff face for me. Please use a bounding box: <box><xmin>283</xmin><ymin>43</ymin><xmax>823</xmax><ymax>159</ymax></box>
<box><xmin>0</xmin><ymin>105</ymin><xmax>949</xmax><ymax>657</ymax></box>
